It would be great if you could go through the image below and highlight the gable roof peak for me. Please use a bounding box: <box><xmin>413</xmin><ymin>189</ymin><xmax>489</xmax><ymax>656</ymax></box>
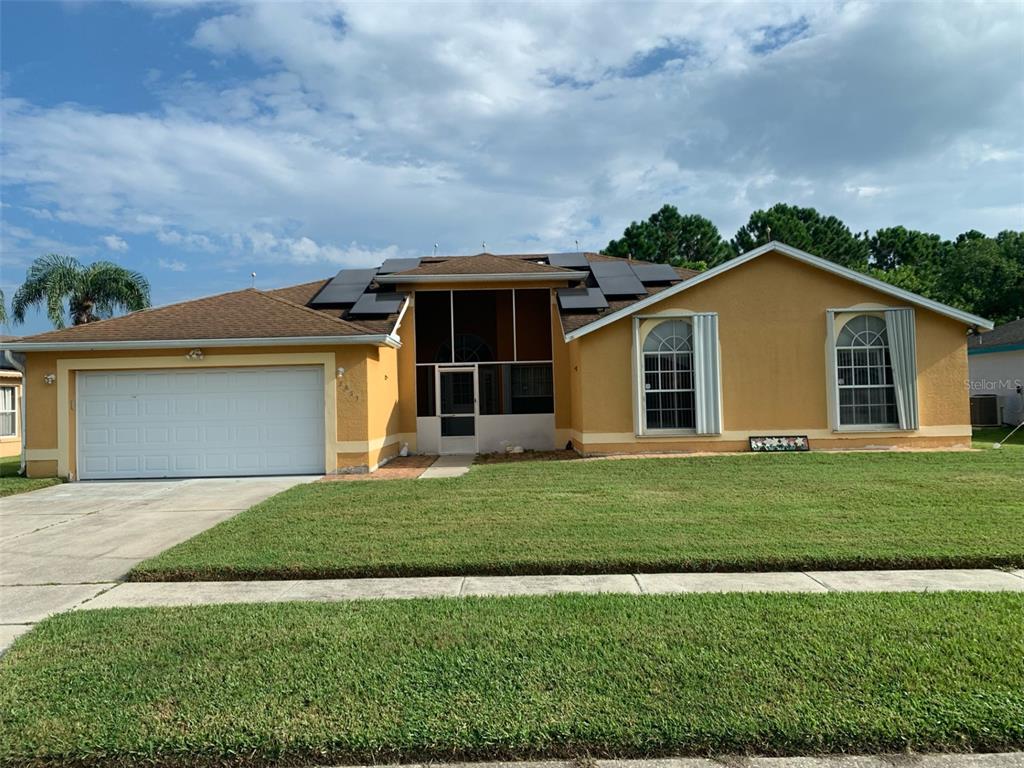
<box><xmin>561</xmin><ymin>239</ymin><xmax>993</xmax><ymax>341</ymax></box>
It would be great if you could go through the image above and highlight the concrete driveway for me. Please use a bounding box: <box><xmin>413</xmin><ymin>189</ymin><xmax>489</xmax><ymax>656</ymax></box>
<box><xmin>0</xmin><ymin>476</ymin><xmax>314</xmax><ymax>649</ymax></box>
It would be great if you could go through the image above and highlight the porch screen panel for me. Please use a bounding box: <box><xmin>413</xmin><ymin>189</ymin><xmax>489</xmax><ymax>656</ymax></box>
<box><xmin>452</xmin><ymin>290</ymin><xmax>510</xmax><ymax>362</ymax></box>
<box><xmin>416</xmin><ymin>366</ymin><xmax>436</xmax><ymax>417</ymax></box>
<box><xmin>415</xmin><ymin>292</ymin><xmax>452</xmax><ymax>363</ymax></box>
<box><xmin>692</xmin><ymin>313</ymin><xmax>722</xmax><ymax>435</ymax></box>
<box><xmin>884</xmin><ymin>308</ymin><xmax>919</xmax><ymax>430</ymax></box>
<box><xmin>513</xmin><ymin>289</ymin><xmax>552</xmax><ymax>361</ymax></box>
<box><xmin>478</xmin><ymin>363</ymin><xmax>553</xmax><ymax>414</ymax></box>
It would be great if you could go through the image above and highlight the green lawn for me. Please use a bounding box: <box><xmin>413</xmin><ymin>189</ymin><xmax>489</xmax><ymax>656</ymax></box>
<box><xmin>1</xmin><ymin>593</ymin><xmax>1021</xmax><ymax>767</ymax></box>
<box><xmin>133</xmin><ymin>450</ymin><xmax>1024</xmax><ymax>581</ymax></box>
<box><xmin>0</xmin><ymin>456</ymin><xmax>62</xmax><ymax>498</ymax></box>
<box><xmin>973</xmin><ymin>425</ymin><xmax>1024</xmax><ymax>448</ymax></box>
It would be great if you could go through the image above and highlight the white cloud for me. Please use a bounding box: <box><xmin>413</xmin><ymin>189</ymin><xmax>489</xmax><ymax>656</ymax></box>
<box><xmin>155</xmin><ymin>228</ymin><xmax>216</xmax><ymax>252</ymax></box>
<box><xmin>101</xmin><ymin>234</ymin><xmax>129</xmax><ymax>252</ymax></box>
<box><xmin>158</xmin><ymin>257</ymin><xmax>188</xmax><ymax>272</ymax></box>
<box><xmin>246</xmin><ymin>232</ymin><xmax>400</xmax><ymax>266</ymax></box>
<box><xmin>1</xmin><ymin>0</ymin><xmax>1021</xmax><ymax>269</ymax></box>
<box><xmin>844</xmin><ymin>184</ymin><xmax>887</xmax><ymax>199</ymax></box>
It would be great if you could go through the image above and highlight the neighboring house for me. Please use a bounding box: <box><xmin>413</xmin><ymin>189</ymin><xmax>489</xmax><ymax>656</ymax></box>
<box><xmin>2</xmin><ymin>242</ymin><xmax>992</xmax><ymax>480</ymax></box>
<box><xmin>0</xmin><ymin>336</ymin><xmax>24</xmax><ymax>460</ymax></box>
<box><xmin>968</xmin><ymin>317</ymin><xmax>1024</xmax><ymax>427</ymax></box>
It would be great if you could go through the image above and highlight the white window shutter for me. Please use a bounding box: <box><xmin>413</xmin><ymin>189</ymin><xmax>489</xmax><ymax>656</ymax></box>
<box><xmin>825</xmin><ymin>311</ymin><xmax>840</xmax><ymax>430</ymax></box>
<box><xmin>884</xmin><ymin>308</ymin><xmax>919</xmax><ymax>430</ymax></box>
<box><xmin>692</xmin><ymin>313</ymin><xmax>722</xmax><ymax>435</ymax></box>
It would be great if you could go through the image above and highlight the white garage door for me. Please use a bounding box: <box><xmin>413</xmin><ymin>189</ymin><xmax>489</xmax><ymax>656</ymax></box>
<box><xmin>77</xmin><ymin>366</ymin><xmax>325</xmax><ymax>480</ymax></box>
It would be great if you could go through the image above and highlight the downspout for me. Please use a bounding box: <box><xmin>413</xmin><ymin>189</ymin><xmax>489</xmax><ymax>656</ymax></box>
<box><xmin>2</xmin><ymin>350</ymin><xmax>26</xmax><ymax>475</ymax></box>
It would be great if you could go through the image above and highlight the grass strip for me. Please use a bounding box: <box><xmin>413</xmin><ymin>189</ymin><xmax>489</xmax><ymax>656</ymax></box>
<box><xmin>132</xmin><ymin>450</ymin><xmax>1024</xmax><ymax>581</ymax></box>
<box><xmin>0</xmin><ymin>457</ymin><xmax>62</xmax><ymax>498</ymax></box>
<box><xmin>1</xmin><ymin>592</ymin><xmax>1022</xmax><ymax>767</ymax></box>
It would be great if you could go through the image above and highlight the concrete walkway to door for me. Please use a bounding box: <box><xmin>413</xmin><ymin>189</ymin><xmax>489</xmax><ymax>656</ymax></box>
<box><xmin>418</xmin><ymin>454</ymin><xmax>473</xmax><ymax>479</ymax></box>
<box><xmin>0</xmin><ymin>475</ymin><xmax>315</xmax><ymax>650</ymax></box>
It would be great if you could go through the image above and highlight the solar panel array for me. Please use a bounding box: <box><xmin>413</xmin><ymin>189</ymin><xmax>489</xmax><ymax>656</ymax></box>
<box><xmin>310</xmin><ymin>268</ymin><xmax>379</xmax><ymax>306</ymax></box>
<box><xmin>305</xmin><ymin>253</ymin><xmax>682</xmax><ymax>319</ymax></box>
<box><xmin>547</xmin><ymin>252</ymin><xmax>592</xmax><ymax>269</ymax></box>
<box><xmin>589</xmin><ymin>260</ymin><xmax>647</xmax><ymax>297</ymax></box>
<box><xmin>378</xmin><ymin>257</ymin><xmax>422</xmax><ymax>274</ymax></box>
<box><xmin>349</xmin><ymin>291</ymin><xmax>407</xmax><ymax>316</ymax></box>
<box><xmin>553</xmin><ymin>256</ymin><xmax>683</xmax><ymax>313</ymax></box>
<box><xmin>556</xmin><ymin>287</ymin><xmax>609</xmax><ymax>310</ymax></box>
<box><xmin>631</xmin><ymin>262</ymin><xmax>681</xmax><ymax>284</ymax></box>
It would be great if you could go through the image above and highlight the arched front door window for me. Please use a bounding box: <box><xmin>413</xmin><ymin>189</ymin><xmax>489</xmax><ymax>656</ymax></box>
<box><xmin>642</xmin><ymin>319</ymin><xmax>695</xmax><ymax>430</ymax></box>
<box><xmin>835</xmin><ymin>315</ymin><xmax>897</xmax><ymax>426</ymax></box>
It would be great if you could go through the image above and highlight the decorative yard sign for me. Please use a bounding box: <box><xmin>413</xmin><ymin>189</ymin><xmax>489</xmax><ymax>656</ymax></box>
<box><xmin>749</xmin><ymin>435</ymin><xmax>810</xmax><ymax>452</ymax></box>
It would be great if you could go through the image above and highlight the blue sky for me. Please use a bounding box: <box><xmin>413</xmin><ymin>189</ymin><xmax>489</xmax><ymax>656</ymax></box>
<box><xmin>2</xmin><ymin>1</ymin><xmax>1022</xmax><ymax>335</ymax></box>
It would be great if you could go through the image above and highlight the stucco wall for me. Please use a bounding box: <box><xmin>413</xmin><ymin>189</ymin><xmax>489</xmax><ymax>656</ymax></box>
<box><xmin>396</xmin><ymin>300</ymin><xmax>419</xmax><ymax>441</ymax></box>
<box><xmin>0</xmin><ymin>374</ymin><xmax>22</xmax><ymax>459</ymax></box>
<box><xmin>571</xmin><ymin>249</ymin><xmax>973</xmax><ymax>453</ymax></box>
<box><xmin>551</xmin><ymin>296</ymin><xmax>572</xmax><ymax>447</ymax></box>
<box><xmin>363</xmin><ymin>344</ymin><xmax>404</xmax><ymax>469</ymax></box>
<box><xmin>22</xmin><ymin>343</ymin><xmax>391</xmax><ymax>478</ymax></box>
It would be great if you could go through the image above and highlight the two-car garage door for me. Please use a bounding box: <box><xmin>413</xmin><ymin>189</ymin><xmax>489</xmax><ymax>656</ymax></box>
<box><xmin>77</xmin><ymin>366</ymin><xmax>325</xmax><ymax>480</ymax></box>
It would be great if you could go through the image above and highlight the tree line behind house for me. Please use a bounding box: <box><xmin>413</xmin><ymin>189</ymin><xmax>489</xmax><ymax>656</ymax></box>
<box><xmin>1</xmin><ymin>203</ymin><xmax>1021</xmax><ymax>329</ymax></box>
<box><xmin>604</xmin><ymin>203</ymin><xmax>1023</xmax><ymax>325</ymax></box>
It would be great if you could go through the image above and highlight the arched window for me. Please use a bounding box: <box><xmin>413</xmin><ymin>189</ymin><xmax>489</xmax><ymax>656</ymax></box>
<box><xmin>643</xmin><ymin>319</ymin><xmax>695</xmax><ymax>430</ymax></box>
<box><xmin>835</xmin><ymin>315</ymin><xmax>897</xmax><ymax>426</ymax></box>
<box><xmin>436</xmin><ymin>333</ymin><xmax>494</xmax><ymax>363</ymax></box>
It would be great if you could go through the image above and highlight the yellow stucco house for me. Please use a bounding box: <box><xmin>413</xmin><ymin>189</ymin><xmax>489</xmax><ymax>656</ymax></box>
<box><xmin>3</xmin><ymin>242</ymin><xmax>992</xmax><ymax>480</ymax></box>
<box><xmin>0</xmin><ymin>342</ymin><xmax>23</xmax><ymax>460</ymax></box>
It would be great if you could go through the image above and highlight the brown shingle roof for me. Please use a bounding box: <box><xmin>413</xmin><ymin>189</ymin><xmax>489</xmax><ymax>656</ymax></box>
<box><xmin>969</xmin><ymin>317</ymin><xmax>1024</xmax><ymax>349</ymax></box>
<box><xmin>264</xmin><ymin>281</ymin><xmax>402</xmax><ymax>335</ymax></box>
<box><xmin>391</xmin><ymin>253</ymin><xmax>575</xmax><ymax>277</ymax></box>
<box><xmin>13</xmin><ymin>288</ymin><xmax>388</xmax><ymax>344</ymax></box>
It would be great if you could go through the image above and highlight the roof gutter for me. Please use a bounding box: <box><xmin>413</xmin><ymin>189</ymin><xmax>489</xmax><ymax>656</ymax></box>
<box><xmin>384</xmin><ymin>296</ymin><xmax>411</xmax><ymax>348</ymax></box>
<box><xmin>376</xmin><ymin>271</ymin><xmax>588</xmax><ymax>284</ymax></box>
<box><xmin>968</xmin><ymin>342</ymin><xmax>1024</xmax><ymax>356</ymax></box>
<box><xmin>2</xmin><ymin>335</ymin><xmax>395</xmax><ymax>352</ymax></box>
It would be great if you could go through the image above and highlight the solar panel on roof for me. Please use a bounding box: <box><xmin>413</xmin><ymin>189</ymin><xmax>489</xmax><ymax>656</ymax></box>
<box><xmin>630</xmin><ymin>262</ymin><xmax>681</xmax><ymax>284</ymax></box>
<box><xmin>547</xmin><ymin>252</ymin><xmax>591</xmax><ymax>269</ymax></box>
<box><xmin>309</xmin><ymin>268</ymin><xmax>378</xmax><ymax>306</ymax></box>
<box><xmin>349</xmin><ymin>292</ymin><xmax>407</xmax><ymax>316</ymax></box>
<box><xmin>557</xmin><ymin>287</ymin><xmax>609</xmax><ymax>311</ymax></box>
<box><xmin>590</xmin><ymin>260</ymin><xmax>646</xmax><ymax>296</ymax></box>
<box><xmin>378</xmin><ymin>258</ymin><xmax>421</xmax><ymax>274</ymax></box>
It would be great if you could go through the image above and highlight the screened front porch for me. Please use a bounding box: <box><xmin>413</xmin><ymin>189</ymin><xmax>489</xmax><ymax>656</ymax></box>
<box><xmin>413</xmin><ymin>289</ymin><xmax>556</xmax><ymax>454</ymax></box>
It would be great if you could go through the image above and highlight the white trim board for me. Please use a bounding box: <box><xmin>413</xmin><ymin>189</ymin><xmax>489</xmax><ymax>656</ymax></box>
<box><xmin>562</xmin><ymin>241</ymin><xmax>994</xmax><ymax>342</ymax></box>
<box><xmin>571</xmin><ymin>425</ymin><xmax>973</xmax><ymax>444</ymax></box>
<box><xmin>5</xmin><ymin>335</ymin><xmax>397</xmax><ymax>352</ymax></box>
<box><xmin>376</xmin><ymin>272</ymin><xmax>587</xmax><ymax>284</ymax></box>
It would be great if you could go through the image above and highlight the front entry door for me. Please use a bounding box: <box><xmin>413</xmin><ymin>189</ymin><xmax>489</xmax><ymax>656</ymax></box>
<box><xmin>438</xmin><ymin>368</ymin><xmax>477</xmax><ymax>454</ymax></box>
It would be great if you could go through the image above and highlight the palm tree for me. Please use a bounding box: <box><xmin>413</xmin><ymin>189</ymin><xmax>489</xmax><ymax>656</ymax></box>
<box><xmin>0</xmin><ymin>290</ymin><xmax>7</xmax><ymax>325</ymax></box>
<box><xmin>12</xmin><ymin>254</ymin><xmax>151</xmax><ymax>329</ymax></box>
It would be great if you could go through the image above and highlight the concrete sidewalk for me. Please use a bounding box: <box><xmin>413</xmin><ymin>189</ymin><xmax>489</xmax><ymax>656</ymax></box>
<box><xmin>77</xmin><ymin>568</ymin><xmax>1024</xmax><ymax>611</ymax></box>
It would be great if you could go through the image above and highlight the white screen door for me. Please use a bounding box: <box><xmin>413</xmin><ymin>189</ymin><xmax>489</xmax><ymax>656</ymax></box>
<box><xmin>437</xmin><ymin>367</ymin><xmax>476</xmax><ymax>454</ymax></box>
